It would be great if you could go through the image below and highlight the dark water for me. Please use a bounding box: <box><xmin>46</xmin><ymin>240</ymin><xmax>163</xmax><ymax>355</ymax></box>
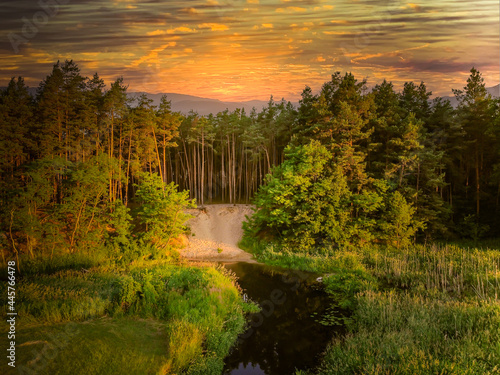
<box><xmin>222</xmin><ymin>262</ymin><xmax>342</xmax><ymax>375</ymax></box>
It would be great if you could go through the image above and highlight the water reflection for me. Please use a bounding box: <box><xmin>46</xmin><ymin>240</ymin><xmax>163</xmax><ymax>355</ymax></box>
<box><xmin>223</xmin><ymin>262</ymin><xmax>342</xmax><ymax>375</ymax></box>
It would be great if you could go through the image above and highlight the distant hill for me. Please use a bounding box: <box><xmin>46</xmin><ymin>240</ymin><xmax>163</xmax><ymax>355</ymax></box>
<box><xmin>3</xmin><ymin>85</ymin><xmax>499</xmax><ymax>113</ymax></box>
<box><xmin>487</xmin><ymin>84</ymin><xmax>500</xmax><ymax>97</ymax></box>
<box><xmin>439</xmin><ymin>84</ymin><xmax>499</xmax><ymax>108</ymax></box>
<box><xmin>127</xmin><ymin>92</ymin><xmax>296</xmax><ymax>116</ymax></box>
<box><xmin>0</xmin><ymin>86</ymin><xmax>295</xmax><ymax>115</ymax></box>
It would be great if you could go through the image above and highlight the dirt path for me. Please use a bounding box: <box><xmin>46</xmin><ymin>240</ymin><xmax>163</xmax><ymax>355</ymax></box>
<box><xmin>179</xmin><ymin>204</ymin><xmax>259</xmax><ymax>263</ymax></box>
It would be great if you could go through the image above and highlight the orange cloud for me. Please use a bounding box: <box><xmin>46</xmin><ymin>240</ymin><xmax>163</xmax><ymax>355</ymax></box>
<box><xmin>323</xmin><ymin>31</ymin><xmax>348</xmax><ymax>35</ymax></box>
<box><xmin>314</xmin><ymin>5</ymin><xmax>334</xmax><ymax>11</ymax></box>
<box><xmin>401</xmin><ymin>3</ymin><xmax>421</xmax><ymax>11</ymax></box>
<box><xmin>180</xmin><ymin>7</ymin><xmax>198</xmax><ymax>14</ymax></box>
<box><xmin>198</xmin><ymin>23</ymin><xmax>230</xmax><ymax>31</ymax></box>
<box><xmin>129</xmin><ymin>42</ymin><xmax>177</xmax><ymax>67</ymax></box>
<box><xmin>254</xmin><ymin>23</ymin><xmax>274</xmax><ymax>29</ymax></box>
<box><xmin>147</xmin><ymin>27</ymin><xmax>196</xmax><ymax>36</ymax></box>
<box><xmin>276</xmin><ymin>6</ymin><xmax>307</xmax><ymax>13</ymax></box>
<box><xmin>1</xmin><ymin>0</ymin><xmax>497</xmax><ymax>102</ymax></box>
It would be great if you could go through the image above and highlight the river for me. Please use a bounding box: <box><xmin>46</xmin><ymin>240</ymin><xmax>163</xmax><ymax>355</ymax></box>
<box><xmin>222</xmin><ymin>262</ymin><xmax>343</xmax><ymax>375</ymax></box>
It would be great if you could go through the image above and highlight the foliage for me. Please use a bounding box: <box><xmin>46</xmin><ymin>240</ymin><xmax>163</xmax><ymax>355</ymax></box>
<box><xmin>245</xmin><ymin>140</ymin><xmax>422</xmax><ymax>250</ymax></box>
<box><xmin>133</xmin><ymin>172</ymin><xmax>195</xmax><ymax>254</ymax></box>
<box><xmin>458</xmin><ymin>214</ymin><xmax>491</xmax><ymax>242</ymax></box>
<box><xmin>323</xmin><ymin>269</ymin><xmax>378</xmax><ymax>310</ymax></box>
<box><xmin>105</xmin><ymin>200</ymin><xmax>139</xmax><ymax>262</ymax></box>
<box><xmin>0</xmin><ymin>155</ymin><xmax>118</xmax><ymax>264</ymax></box>
<box><xmin>0</xmin><ymin>256</ymin><xmax>251</xmax><ymax>375</ymax></box>
<box><xmin>2</xmin><ymin>63</ymin><xmax>500</xmax><ymax>267</ymax></box>
<box><xmin>379</xmin><ymin>190</ymin><xmax>424</xmax><ymax>247</ymax></box>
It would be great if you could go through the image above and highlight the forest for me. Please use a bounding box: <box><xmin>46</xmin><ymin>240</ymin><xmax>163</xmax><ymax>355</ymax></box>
<box><xmin>1</xmin><ymin>60</ymin><xmax>499</xmax><ymax>263</ymax></box>
<box><xmin>1</xmin><ymin>60</ymin><xmax>500</xmax><ymax>375</ymax></box>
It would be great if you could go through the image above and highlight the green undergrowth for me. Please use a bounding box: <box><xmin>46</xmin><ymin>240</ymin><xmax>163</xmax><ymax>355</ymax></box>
<box><xmin>0</xmin><ymin>255</ymin><xmax>254</xmax><ymax>375</ymax></box>
<box><xmin>244</xmin><ymin>239</ymin><xmax>500</xmax><ymax>375</ymax></box>
<box><xmin>316</xmin><ymin>291</ymin><xmax>500</xmax><ymax>375</ymax></box>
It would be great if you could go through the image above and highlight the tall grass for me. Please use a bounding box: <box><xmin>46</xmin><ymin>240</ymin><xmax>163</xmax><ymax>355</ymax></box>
<box><xmin>249</xmin><ymin>241</ymin><xmax>500</xmax><ymax>375</ymax></box>
<box><xmin>0</xmin><ymin>269</ymin><xmax>120</xmax><ymax>325</ymax></box>
<box><xmin>0</xmin><ymin>255</ymin><xmax>251</xmax><ymax>375</ymax></box>
<box><xmin>254</xmin><ymin>243</ymin><xmax>500</xmax><ymax>302</ymax></box>
<box><xmin>365</xmin><ymin>244</ymin><xmax>500</xmax><ymax>301</ymax></box>
<box><xmin>316</xmin><ymin>291</ymin><xmax>500</xmax><ymax>375</ymax></box>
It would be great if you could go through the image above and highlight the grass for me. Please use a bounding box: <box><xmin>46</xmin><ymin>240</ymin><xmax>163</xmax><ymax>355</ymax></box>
<box><xmin>6</xmin><ymin>235</ymin><xmax>499</xmax><ymax>374</ymax></box>
<box><xmin>242</xmin><ymin>238</ymin><xmax>500</xmax><ymax>375</ymax></box>
<box><xmin>316</xmin><ymin>291</ymin><xmax>500</xmax><ymax>374</ymax></box>
<box><xmin>1</xmin><ymin>318</ymin><xmax>169</xmax><ymax>375</ymax></box>
<box><xmin>248</xmin><ymin>242</ymin><xmax>500</xmax><ymax>301</ymax></box>
<box><xmin>0</xmin><ymin>254</ymin><xmax>252</xmax><ymax>375</ymax></box>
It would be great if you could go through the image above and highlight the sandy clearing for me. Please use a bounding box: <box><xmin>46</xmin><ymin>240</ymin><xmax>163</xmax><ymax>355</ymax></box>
<box><xmin>179</xmin><ymin>204</ymin><xmax>259</xmax><ymax>263</ymax></box>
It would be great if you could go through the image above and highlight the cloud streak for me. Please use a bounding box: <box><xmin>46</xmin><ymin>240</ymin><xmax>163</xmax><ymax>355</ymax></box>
<box><xmin>0</xmin><ymin>0</ymin><xmax>498</xmax><ymax>100</ymax></box>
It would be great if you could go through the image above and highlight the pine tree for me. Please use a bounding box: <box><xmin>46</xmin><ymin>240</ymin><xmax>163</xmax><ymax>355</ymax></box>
<box><xmin>0</xmin><ymin>77</ymin><xmax>34</xmax><ymax>178</ymax></box>
<box><xmin>453</xmin><ymin>68</ymin><xmax>496</xmax><ymax>220</ymax></box>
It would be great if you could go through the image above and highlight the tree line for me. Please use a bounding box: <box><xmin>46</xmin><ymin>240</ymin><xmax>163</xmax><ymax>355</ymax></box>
<box><xmin>245</xmin><ymin>70</ymin><xmax>500</xmax><ymax>248</ymax></box>
<box><xmin>1</xmin><ymin>60</ymin><xmax>499</xmax><ymax>260</ymax></box>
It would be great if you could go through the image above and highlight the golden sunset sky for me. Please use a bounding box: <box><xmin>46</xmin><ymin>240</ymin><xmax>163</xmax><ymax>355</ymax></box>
<box><xmin>1</xmin><ymin>0</ymin><xmax>499</xmax><ymax>101</ymax></box>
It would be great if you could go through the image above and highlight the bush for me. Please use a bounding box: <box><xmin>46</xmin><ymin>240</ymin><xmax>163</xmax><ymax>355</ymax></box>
<box><xmin>133</xmin><ymin>172</ymin><xmax>195</xmax><ymax>249</ymax></box>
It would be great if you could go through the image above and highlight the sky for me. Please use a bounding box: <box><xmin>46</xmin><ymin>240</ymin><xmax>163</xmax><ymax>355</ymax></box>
<box><xmin>1</xmin><ymin>0</ymin><xmax>498</xmax><ymax>101</ymax></box>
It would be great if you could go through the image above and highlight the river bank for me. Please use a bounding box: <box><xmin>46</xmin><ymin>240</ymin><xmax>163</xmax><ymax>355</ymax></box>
<box><xmin>180</xmin><ymin>204</ymin><xmax>258</xmax><ymax>263</ymax></box>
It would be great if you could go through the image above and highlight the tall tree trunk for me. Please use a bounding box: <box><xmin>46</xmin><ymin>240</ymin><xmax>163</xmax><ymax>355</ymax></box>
<box><xmin>227</xmin><ymin>135</ymin><xmax>232</xmax><ymax>204</ymax></box>
<box><xmin>232</xmin><ymin>133</ymin><xmax>236</xmax><ymax>203</ymax></box>
<box><xmin>193</xmin><ymin>143</ymin><xmax>197</xmax><ymax>201</ymax></box>
<box><xmin>221</xmin><ymin>141</ymin><xmax>225</xmax><ymax>202</ymax></box>
<box><xmin>152</xmin><ymin>127</ymin><xmax>164</xmax><ymax>187</ymax></box>
<box><xmin>125</xmin><ymin>127</ymin><xmax>133</xmax><ymax>205</ymax></box>
<box><xmin>109</xmin><ymin>111</ymin><xmax>115</xmax><ymax>202</ymax></box>
<box><xmin>118</xmin><ymin>125</ymin><xmax>123</xmax><ymax>201</ymax></box>
<box><xmin>182</xmin><ymin>140</ymin><xmax>192</xmax><ymax>197</ymax></box>
<box><xmin>475</xmin><ymin>147</ymin><xmax>480</xmax><ymax>216</ymax></box>
<box><xmin>162</xmin><ymin>138</ymin><xmax>167</xmax><ymax>183</ymax></box>
<box><xmin>201</xmin><ymin>129</ymin><xmax>205</xmax><ymax>206</ymax></box>
<box><xmin>415</xmin><ymin>162</ymin><xmax>420</xmax><ymax>209</ymax></box>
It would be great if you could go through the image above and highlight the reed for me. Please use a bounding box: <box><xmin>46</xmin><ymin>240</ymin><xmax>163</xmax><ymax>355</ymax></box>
<box><xmin>251</xmin><ymin>241</ymin><xmax>500</xmax><ymax>375</ymax></box>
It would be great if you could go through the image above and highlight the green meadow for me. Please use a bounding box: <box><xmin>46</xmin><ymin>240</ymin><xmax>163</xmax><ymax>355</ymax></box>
<box><xmin>1</xmin><ymin>255</ymin><xmax>257</xmax><ymax>375</ymax></box>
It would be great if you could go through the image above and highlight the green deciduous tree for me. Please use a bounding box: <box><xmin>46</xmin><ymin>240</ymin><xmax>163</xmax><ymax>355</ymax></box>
<box><xmin>380</xmin><ymin>191</ymin><xmax>423</xmax><ymax>248</ymax></box>
<box><xmin>133</xmin><ymin>172</ymin><xmax>195</xmax><ymax>253</ymax></box>
<box><xmin>245</xmin><ymin>140</ymin><xmax>419</xmax><ymax>250</ymax></box>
